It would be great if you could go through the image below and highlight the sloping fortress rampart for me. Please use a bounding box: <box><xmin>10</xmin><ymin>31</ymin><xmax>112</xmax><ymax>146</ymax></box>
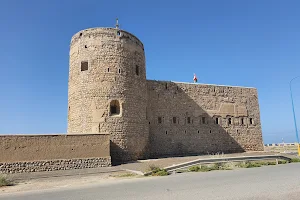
<box><xmin>68</xmin><ymin>27</ymin><xmax>264</xmax><ymax>163</ymax></box>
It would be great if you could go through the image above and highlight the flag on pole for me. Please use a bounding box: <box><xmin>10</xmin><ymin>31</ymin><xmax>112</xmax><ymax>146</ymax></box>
<box><xmin>193</xmin><ymin>73</ymin><xmax>198</xmax><ymax>83</ymax></box>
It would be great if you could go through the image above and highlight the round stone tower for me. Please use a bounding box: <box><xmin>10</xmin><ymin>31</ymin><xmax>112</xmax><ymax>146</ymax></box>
<box><xmin>67</xmin><ymin>26</ymin><xmax>149</xmax><ymax>163</ymax></box>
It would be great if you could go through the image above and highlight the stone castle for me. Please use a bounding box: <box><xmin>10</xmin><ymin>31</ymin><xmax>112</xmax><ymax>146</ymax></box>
<box><xmin>0</xmin><ymin>24</ymin><xmax>264</xmax><ymax>174</ymax></box>
<box><xmin>67</xmin><ymin>25</ymin><xmax>264</xmax><ymax>164</ymax></box>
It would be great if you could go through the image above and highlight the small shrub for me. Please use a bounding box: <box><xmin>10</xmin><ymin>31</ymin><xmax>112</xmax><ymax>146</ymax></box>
<box><xmin>188</xmin><ymin>166</ymin><xmax>201</xmax><ymax>172</ymax></box>
<box><xmin>147</xmin><ymin>165</ymin><xmax>169</xmax><ymax>176</ymax></box>
<box><xmin>211</xmin><ymin>163</ymin><xmax>228</xmax><ymax>170</ymax></box>
<box><xmin>0</xmin><ymin>176</ymin><xmax>12</xmax><ymax>187</ymax></box>
<box><xmin>290</xmin><ymin>158</ymin><xmax>300</xmax><ymax>163</ymax></box>
<box><xmin>278</xmin><ymin>160</ymin><xmax>287</xmax><ymax>164</ymax></box>
<box><xmin>247</xmin><ymin>162</ymin><xmax>262</xmax><ymax>168</ymax></box>
<box><xmin>237</xmin><ymin>161</ymin><xmax>262</xmax><ymax>168</ymax></box>
<box><xmin>266</xmin><ymin>161</ymin><xmax>276</xmax><ymax>165</ymax></box>
<box><xmin>153</xmin><ymin>169</ymin><xmax>169</xmax><ymax>176</ymax></box>
<box><xmin>198</xmin><ymin>166</ymin><xmax>213</xmax><ymax>172</ymax></box>
<box><xmin>188</xmin><ymin>165</ymin><xmax>217</xmax><ymax>172</ymax></box>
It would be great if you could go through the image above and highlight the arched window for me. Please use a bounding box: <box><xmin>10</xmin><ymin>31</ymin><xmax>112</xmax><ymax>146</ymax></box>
<box><xmin>110</xmin><ymin>100</ymin><xmax>120</xmax><ymax>116</ymax></box>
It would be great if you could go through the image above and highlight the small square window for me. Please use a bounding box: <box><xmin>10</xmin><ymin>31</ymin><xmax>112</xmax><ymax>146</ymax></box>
<box><xmin>81</xmin><ymin>61</ymin><xmax>88</xmax><ymax>71</ymax></box>
<box><xmin>110</xmin><ymin>100</ymin><xmax>120</xmax><ymax>116</ymax></box>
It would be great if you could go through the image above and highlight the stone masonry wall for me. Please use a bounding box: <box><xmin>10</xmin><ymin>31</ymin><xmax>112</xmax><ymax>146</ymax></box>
<box><xmin>0</xmin><ymin>158</ymin><xmax>111</xmax><ymax>174</ymax></box>
<box><xmin>68</xmin><ymin>28</ymin><xmax>149</xmax><ymax>163</ymax></box>
<box><xmin>0</xmin><ymin>134</ymin><xmax>111</xmax><ymax>173</ymax></box>
<box><xmin>147</xmin><ymin>80</ymin><xmax>264</xmax><ymax>158</ymax></box>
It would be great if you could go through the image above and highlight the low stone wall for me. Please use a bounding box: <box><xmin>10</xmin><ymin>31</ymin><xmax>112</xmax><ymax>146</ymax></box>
<box><xmin>0</xmin><ymin>157</ymin><xmax>111</xmax><ymax>174</ymax></box>
<box><xmin>0</xmin><ymin>133</ymin><xmax>111</xmax><ymax>173</ymax></box>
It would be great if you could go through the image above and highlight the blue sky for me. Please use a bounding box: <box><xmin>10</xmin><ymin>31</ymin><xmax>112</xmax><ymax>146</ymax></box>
<box><xmin>0</xmin><ymin>0</ymin><xmax>299</xmax><ymax>144</ymax></box>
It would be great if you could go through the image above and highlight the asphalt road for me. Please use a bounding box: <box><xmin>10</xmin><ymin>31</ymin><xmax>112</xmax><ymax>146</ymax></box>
<box><xmin>1</xmin><ymin>163</ymin><xmax>300</xmax><ymax>200</ymax></box>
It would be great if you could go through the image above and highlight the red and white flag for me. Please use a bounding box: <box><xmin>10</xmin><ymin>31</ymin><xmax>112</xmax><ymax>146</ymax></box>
<box><xmin>193</xmin><ymin>73</ymin><xmax>198</xmax><ymax>83</ymax></box>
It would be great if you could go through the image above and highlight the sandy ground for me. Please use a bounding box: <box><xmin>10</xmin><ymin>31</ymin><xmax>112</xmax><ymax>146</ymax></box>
<box><xmin>0</xmin><ymin>171</ymin><xmax>139</xmax><ymax>194</ymax></box>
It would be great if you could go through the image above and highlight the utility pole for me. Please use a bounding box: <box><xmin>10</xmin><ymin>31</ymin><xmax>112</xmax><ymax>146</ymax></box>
<box><xmin>290</xmin><ymin>76</ymin><xmax>300</xmax><ymax>156</ymax></box>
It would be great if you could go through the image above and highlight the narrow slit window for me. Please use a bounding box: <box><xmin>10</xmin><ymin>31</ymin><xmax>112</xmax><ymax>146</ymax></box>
<box><xmin>173</xmin><ymin>117</ymin><xmax>177</xmax><ymax>124</ymax></box>
<box><xmin>108</xmin><ymin>68</ymin><xmax>110</xmax><ymax>72</ymax></box>
<box><xmin>202</xmin><ymin>117</ymin><xmax>206</xmax><ymax>124</ymax></box>
<box><xmin>118</xmin><ymin>69</ymin><xmax>121</xmax><ymax>74</ymax></box>
<box><xmin>187</xmin><ymin>117</ymin><xmax>191</xmax><ymax>124</ymax></box>
<box><xmin>241</xmin><ymin>118</ymin><xmax>244</xmax><ymax>125</ymax></box>
<box><xmin>110</xmin><ymin>100</ymin><xmax>120</xmax><ymax>115</ymax></box>
<box><xmin>135</xmin><ymin>65</ymin><xmax>139</xmax><ymax>76</ymax></box>
<box><xmin>81</xmin><ymin>61</ymin><xmax>88</xmax><ymax>71</ymax></box>
<box><xmin>165</xmin><ymin>131</ymin><xmax>168</xmax><ymax>135</ymax></box>
<box><xmin>228</xmin><ymin>118</ymin><xmax>232</xmax><ymax>125</ymax></box>
<box><xmin>250</xmin><ymin>118</ymin><xmax>253</xmax><ymax>125</ymax></box>
<box><xmin>215</xmin><ymin>118</ymin><xmax>219</xmax><ymax>124</ymax></box>
<box><xmin>158</xmin><ymin>117</ymin><xmax>162</xmax><ymax>124</ymax></box>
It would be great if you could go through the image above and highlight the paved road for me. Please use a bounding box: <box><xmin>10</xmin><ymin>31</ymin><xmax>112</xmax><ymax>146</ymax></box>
<box><xmin>1</xmin><ymin>163</ymin><xmax>300</xmax><ymax>200</ymax></box>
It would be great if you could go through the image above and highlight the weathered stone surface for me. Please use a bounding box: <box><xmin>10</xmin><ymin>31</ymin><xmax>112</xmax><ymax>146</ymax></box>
<box><xmin>0</xmin><ymin>157</ymin><xmax>111</xmax><ymax>174</ymax></box>
<box><xmin>0</xmin><ymin>134</ymin><xmax>110</xmax><ymax>163</ymax></box>
<box><xmin>67</xmin><ymin>27</ymin><xmax>264</xmax><ymax>163</ymax></box>
<box><xmin>147</xmin><ymin>81</ymin><xmax>264</xmax><ymax>157</ymax></box>
<box><xmin>68</xmin><ymin>28</ymin><xmax>149</xmax><ymax>163</ymax></box>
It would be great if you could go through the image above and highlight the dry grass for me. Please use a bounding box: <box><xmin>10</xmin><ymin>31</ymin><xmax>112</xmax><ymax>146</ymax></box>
<box><xmin>0</xmin><ymin>175</ymin><xmax>13</xmax><ymax>187</ymax></box>
<box><xmin>146</xmin><ymin>164</ymin><xmax>169</xmax><ymax>176</ymax></box>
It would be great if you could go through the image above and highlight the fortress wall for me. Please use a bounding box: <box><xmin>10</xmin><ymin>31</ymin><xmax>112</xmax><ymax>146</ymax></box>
<box><xmin>0</xmin><ymin>134</ymin><xmax>111</xmax><ymax>173</ymax></box>
<box><xmin>147</xmin><ymin>80</ymin><xmax>264</xmax><ymax>157</ymax></box>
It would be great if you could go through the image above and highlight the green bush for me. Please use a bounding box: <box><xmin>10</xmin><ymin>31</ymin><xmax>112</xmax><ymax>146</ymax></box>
<box><xmin>188</xmin><ymin>165</ymin><xmax>220</xmax><ymax>172</ymax></box>
<box><xmin>188</xmin><ymin>166</ymin><xmax>201</xmax><ymax>172</ymax></box>
<box><xmin>278</xmin><ymin>160</ymin><xmax>287</xmax><ymax>164</ymax></box>
<box><xmin>0</xmin><ymin>176</ymin><xmax>12</xmax><ymax>187</ymax></box>
<box><xmin>266</xmin><ymin>161</ymin><xmax>277</xmax><ymax>165</ymax></box>
<box><xmin>237</xmin><ymin>161</ymin><xmax>262</xmax><ymax>168</ymax></box>
<box><xmin>290</xmin><ymin>158</ymin><xmax>300</xmax><ymax>163</ymax></box>
<box><xmin>153</xmin><ymin>169</ymin><xmax>169</xmax><ymax>176</ymax></box>
<box><xmin>147</xmin><ymin>165</ymin><xmax>169</xmax><ymax>176</ymax></box>
<box><xmin>210</xmin><ymin>163</ymin><xmax>220</xmax><ymax>170</ymax></box>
